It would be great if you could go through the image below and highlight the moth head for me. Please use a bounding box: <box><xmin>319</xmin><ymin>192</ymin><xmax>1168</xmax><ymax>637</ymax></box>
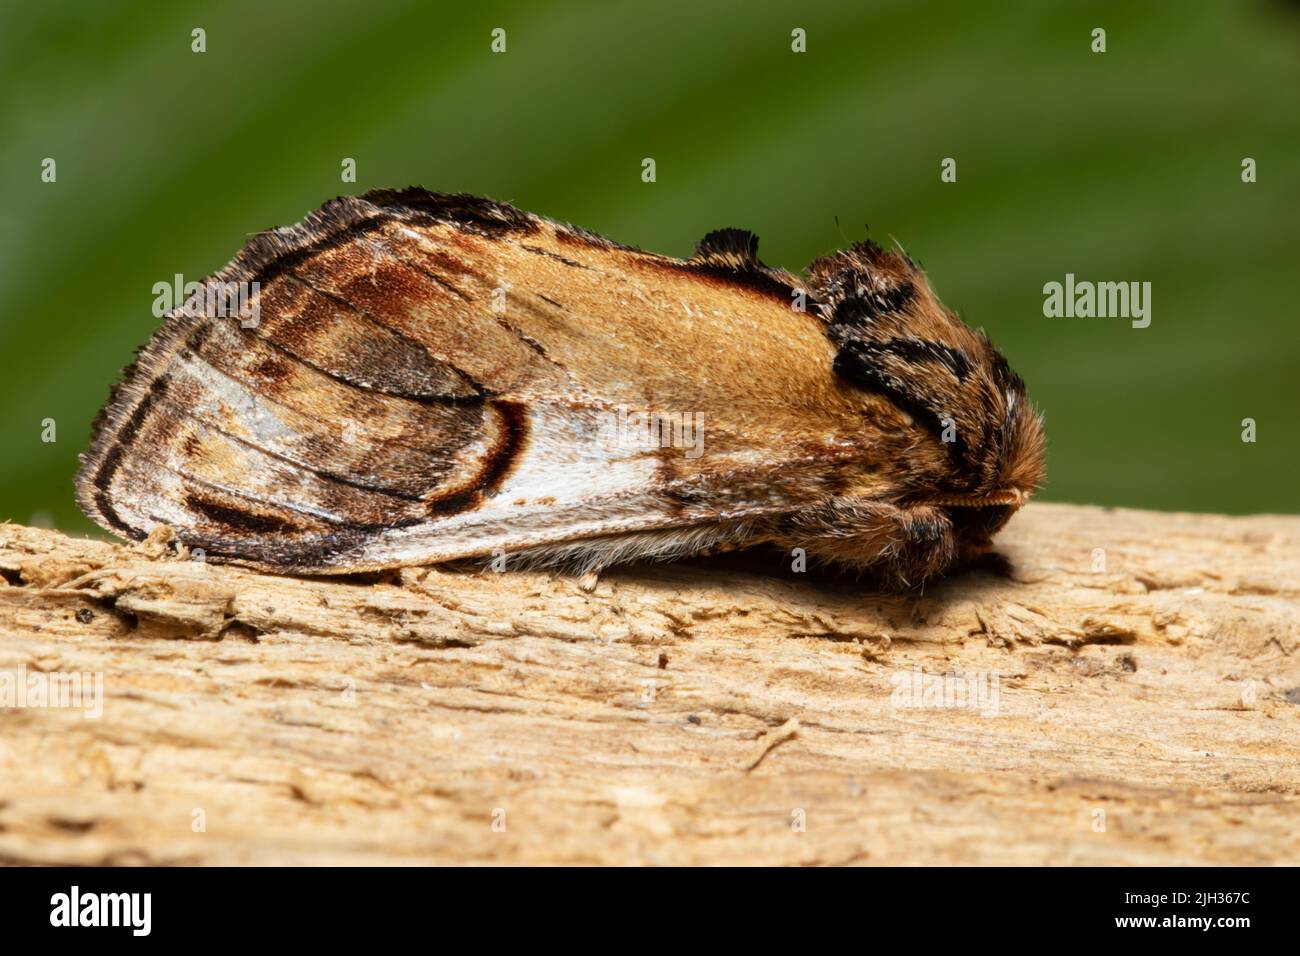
<box><xmin>809</xmin><ymin>240</ymin><xmax>1046</xmax><ymax>528</ymax></box>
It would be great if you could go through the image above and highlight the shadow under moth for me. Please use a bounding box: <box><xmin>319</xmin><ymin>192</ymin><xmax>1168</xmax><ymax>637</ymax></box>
<box><xmin>77</xmin><ymin>188</ymin><xmax>1046</xmax><ymax>591</ymax></box>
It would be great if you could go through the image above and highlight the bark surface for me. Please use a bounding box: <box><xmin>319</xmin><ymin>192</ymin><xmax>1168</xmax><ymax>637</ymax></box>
<box><xmin>1</xmin><ymin>503</ymin><xmax>1297</xmax><ymax>865</ymax></box>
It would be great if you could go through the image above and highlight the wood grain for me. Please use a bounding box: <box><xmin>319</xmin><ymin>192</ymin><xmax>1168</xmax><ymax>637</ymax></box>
<box><xmin>1</xmin><ymin>502</ymin><xmax>1297</xmax><ymax>865</ymax></box>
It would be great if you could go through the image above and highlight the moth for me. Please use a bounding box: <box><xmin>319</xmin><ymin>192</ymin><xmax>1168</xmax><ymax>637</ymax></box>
<box><xmin>77</xmin><ymin>188</ymin><xmax>1046</xmax><ymax>590</ymax></box>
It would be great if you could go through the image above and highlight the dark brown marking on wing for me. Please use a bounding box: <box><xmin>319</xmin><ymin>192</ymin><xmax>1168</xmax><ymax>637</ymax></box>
<box><xmin>283</xmin><ymin>236</ymin><xmax>498</xmax><ymax>372</ymax></box>
<box><xmin>337</xmin><ymin>222</ymin><xmax>558</xmax><ymax>382</ymax></box>
<box><xmin>231</xmin><ymin>191</ymin><xmax>534</xmax><ymax>293</ymax></box>
<box><xmin>424</xmin><ymin>489</ymin><xmax>481</xmax><ymax>518</ymax></box>
<box><xmin>171</xmin><ymin>333</ymin><xmax>484</xmax><ymax>498</ymax></box>
<box><xmin>238</xmin><ymin>215</ymin><xmax>403</xmax><ymax>289</ymax></box>
<box><xmin>191</xmin><ymin>419</ymin><xmax>428</xmax><ymax>504</ymax></box>
<box><xmin>250</xmin><ymin>353</ymin><xmax>292</xmax><ymax>387</ymax></box>
<box><xmin>269</xmin><ymin>273</ymin><xmax>480</xmax><ymax>399</ymax></box>
<box><xmin>278</xmin><ymin>270</ymin><xmax>481</xmax><ymax>389</ymax></box>
<box><xmin>142</xmin><ymin>445</ymin><xmax>433</xmax><ymax>558</ymax></box>
<box><xmin>520</xmin><ymin>244</ymin><xmax>590</xmax><ymax>269</ymax></box>
<box><xmin>90</xmin><ymin>372</ymin><xmax>174</xmax><ymax>540</ymax></box>
<box><xmin>183</xmin><ymin>492</ymin><xmax>308</xmax><ymax>536</ymax></box>
<box><xmin>480</xmin><ymin>401</ymin><xmax>529</xmax><ymax>491</ymax></box>
<box><xmin>633</xmin><ymin>253</ymin><xmax>804</xmax><ymax>307</ymax></box>
<box><xmin>399</xmin><ymin>262</ymin><xmax>472</xmax><ymax>303</ymax></box>
<box><xmin>492</xmin><ymin>294</ymin><xmax>571</xmax><ymax>368</ymax></box>
<box><xmin>361</xmin><ymin>188</ymin><xmax>540</xmax><ymax>238</ymax></box>
<box><xmin>86</xmin><ymin>320</ymin><xmax>222</xmax><ymax>532</ymax></box>
<box><xmin>355</xmin><ymin>229</ymin><xmax>482</xmax><ymax>302</ymax></box>
<box><xmin>134</xmin><ymin>453</ymin><xmax>349</xmax><ymax>528</ymax></box>
<box><xmin>135</xmin><ymin>442</ymin><xmax>424</xmax><ymax>535</ymax></box>
<box><xmin>499</xmin><ymin>322</ymin><xmax>553</xmax><ymax>363</ymax></box>
<box><xmin>425</xmin><ymin>400</ymin><xmax>529</xmax><ymax>517</ymax></box>
<box><xmin>398</xmin><ymin>246</ymin><xmax>489</xmax><ymax>286</ymax></box>
<box><xmin>368</xmin><ymin>226</ymin><xmax>570</xmax><ymax>381</ymax></box>
<box><xmin>248</xmin><ymin>309</ymin><xmax>482</xmax><ymax>405</ymax></box>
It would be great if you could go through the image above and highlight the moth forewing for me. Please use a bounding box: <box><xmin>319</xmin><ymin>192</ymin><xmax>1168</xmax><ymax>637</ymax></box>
<box><xmin>77</xmin><ymin>188</ymin><xmax>1044</xmax><ymax>589</ymax></box>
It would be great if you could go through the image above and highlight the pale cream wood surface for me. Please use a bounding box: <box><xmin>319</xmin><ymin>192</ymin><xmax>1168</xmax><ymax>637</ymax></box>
<box><xmin>0</xmin><ymin>503</ymin><xmax>1296</xmax><ymax>865</ymax></box>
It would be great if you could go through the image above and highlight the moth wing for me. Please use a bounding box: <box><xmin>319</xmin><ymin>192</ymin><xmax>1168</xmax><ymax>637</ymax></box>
<box><xmin>77</xmin><ymin>190</ymin><xmax>888</xmax><ymax>572</ymax></box>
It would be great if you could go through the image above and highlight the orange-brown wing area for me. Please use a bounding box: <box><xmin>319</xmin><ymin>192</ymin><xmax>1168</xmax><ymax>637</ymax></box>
<box><xmin>76</xmin><ymin>190</ymin><xmax>897</xmax><ymax>570</ymax></box>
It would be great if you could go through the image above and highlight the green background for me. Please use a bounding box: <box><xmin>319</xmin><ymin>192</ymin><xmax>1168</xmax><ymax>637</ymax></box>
<box><xmin>2</xmin><ymin>0</ymin><xmax>1297</xmax><ymax>536</ymax></box>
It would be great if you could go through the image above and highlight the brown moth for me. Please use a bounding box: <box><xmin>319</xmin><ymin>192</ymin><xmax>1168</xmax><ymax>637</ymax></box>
<box><xmin>77</xmin><ymin>188</ymin><xmax>1045</xmax><ymax>590</ymax></box>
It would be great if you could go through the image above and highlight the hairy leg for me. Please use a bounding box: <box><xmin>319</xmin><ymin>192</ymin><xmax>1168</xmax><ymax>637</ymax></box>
<box><xmin>771</xmin><ymin>497</ymin><xmax>958</xmax><ymax>591</ymax></box>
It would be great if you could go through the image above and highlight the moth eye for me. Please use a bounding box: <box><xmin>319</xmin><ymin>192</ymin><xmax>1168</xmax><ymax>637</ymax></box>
<box><xmin>944</xmin><ymin>504</ymin><xmax>1014</xmax><ymax>541</ymax></box>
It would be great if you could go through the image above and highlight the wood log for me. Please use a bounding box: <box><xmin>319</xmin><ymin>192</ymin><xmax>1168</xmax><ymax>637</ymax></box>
<box><xmin>1</xmin><ymin>502</ymin><xmax>1297</xmax><ymax>865</ymax></box>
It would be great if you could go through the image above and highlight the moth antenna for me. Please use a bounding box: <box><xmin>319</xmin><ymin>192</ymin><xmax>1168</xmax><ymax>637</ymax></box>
<box><xmin>887</xmin><ymin>234</ymin><xmax>923</xmax><ymax>275</ymax></box>
<box><xmin>833</xmin><ymin>214</ymin><xmax>851</xmax><ymax>247</ymax></box>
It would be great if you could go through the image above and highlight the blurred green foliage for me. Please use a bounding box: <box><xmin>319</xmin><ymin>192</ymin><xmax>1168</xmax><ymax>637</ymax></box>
<box><xmin>2</xmin><ymin>0</ymin><xmax>1298</xmax><ymax>535</ymax></box>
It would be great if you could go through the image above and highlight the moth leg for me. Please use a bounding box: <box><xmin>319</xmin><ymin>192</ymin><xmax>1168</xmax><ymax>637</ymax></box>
<box><xmin>578</xmin><ymin>569</ymin><xmax>601</xmax><ymax>592</ymax></box>
<box><xmin>776</xmin><ymin>498</ymin><xmax>957</xmax><ymax>591</ymax></box>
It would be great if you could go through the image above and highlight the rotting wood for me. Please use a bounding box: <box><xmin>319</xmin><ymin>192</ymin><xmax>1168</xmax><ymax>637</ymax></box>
<box><xmin>0</xmin><ymin>502</ymin><xmax>1297</xmax><ymax>865</ymax></box>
